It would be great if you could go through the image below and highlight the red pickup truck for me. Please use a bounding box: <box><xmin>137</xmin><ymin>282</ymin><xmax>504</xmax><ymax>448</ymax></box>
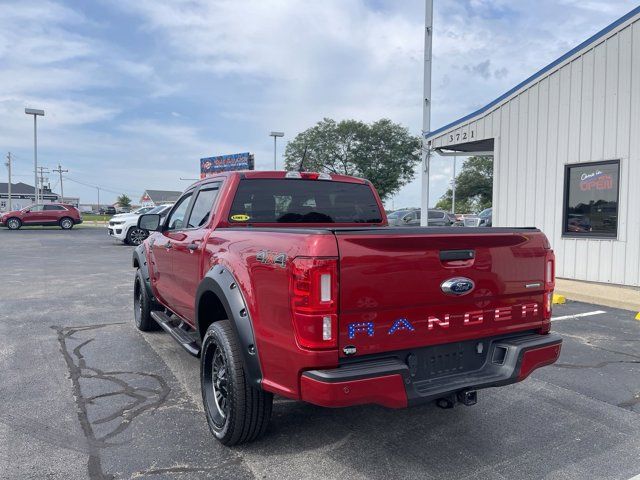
<box><xmin>132</xmin><ymin>171</ymin><xmax>561</xmax><ymax>445</ymax></box>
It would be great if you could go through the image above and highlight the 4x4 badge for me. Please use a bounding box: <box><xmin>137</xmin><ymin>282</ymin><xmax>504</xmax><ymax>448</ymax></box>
<box><xmin>256</xmin><ymin>250</ymin><xmax>287</xmax><ymax>268</ymax></box>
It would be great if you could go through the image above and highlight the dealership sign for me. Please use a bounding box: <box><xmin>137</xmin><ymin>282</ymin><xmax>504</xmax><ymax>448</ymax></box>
<box><xmin>200</xmin><ymin>152</ymin><xmax>254</xmax><ymax>178</ymax></box>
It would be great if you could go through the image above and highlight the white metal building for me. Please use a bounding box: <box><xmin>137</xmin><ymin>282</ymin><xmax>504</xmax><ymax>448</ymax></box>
<box><xmin>424</xmin><ymin>6</ymin><xmax>640</xmax><ymax>287</ymax></box>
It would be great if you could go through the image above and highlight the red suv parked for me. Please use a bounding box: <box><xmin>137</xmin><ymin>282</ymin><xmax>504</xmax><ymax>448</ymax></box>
<box><xmin>0</xmin><ymin>203</ymin><xmax>83</xmax><ymax>230</ymax></box>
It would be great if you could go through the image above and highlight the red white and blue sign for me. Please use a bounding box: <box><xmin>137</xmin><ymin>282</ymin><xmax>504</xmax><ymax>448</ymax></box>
<box><xmin>200</xmin><ymin>152</ymin><xmax>254</xmax><ymax>178</ymax></box>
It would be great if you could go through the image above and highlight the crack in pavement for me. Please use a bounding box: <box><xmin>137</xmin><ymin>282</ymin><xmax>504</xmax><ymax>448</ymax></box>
<box><xmin>53</xmin><ymin>323</ymin><xmax>171</xmax><ymax>480</ymax></box>
<box><xmin>618</xmin><ymin>392</ymin><xmax>640</xmax><ymax>409</ymax></box>
<box><xmin>554</xmin><ymin>360</ymin><xmax>640</xmax><ymax>369</ymax></box>
<box><xmin>130</xmin><ymin>457</ymin><xmax>245</xmax><ymax>477</ymax></box>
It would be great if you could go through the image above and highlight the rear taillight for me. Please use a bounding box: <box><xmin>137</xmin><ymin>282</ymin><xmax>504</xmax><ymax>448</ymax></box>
<box><xmin>543</xmin><ymin>252</ymin><xmax>555</xmax><ymax>320</ymax></box>
<box><xmin>289</xmin><ymin>257</ymin><xmax>338</xmax><ymax>349</ymax></box>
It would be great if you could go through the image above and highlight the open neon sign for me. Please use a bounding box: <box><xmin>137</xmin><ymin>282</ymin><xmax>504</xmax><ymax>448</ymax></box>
<box><xmin>580</xmin><ymin>170</ymin><xmax>613</xmax><ymax>191</ymax></box>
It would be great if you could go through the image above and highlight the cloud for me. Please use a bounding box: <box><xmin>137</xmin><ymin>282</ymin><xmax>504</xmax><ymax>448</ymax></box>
<box><xmin>0</xmin><ymin>0</ymin><xmax>637</xmax><ymax>208</ymax></box>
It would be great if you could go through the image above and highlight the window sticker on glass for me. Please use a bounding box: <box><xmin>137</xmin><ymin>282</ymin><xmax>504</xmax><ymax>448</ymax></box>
<box><xmin>231</xmin><ymin>214</ymin><xmax>251</xmax><ymax>222</ymax></box>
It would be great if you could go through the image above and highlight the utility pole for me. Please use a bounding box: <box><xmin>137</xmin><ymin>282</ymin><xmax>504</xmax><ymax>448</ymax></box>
<box><xmin>5</xmin><ymin>152</ymin><xmax>12</xmax><ymax>211</ymax></box>
<box><xmin>37</xmin><ymin>166</ymin><xmax>50</xmax><ymax>201</ymax></box>
<box><xmin>53</xmin><ymin>164</ymin><xmax>68</xmax><ymax>202</ymax></box>
<box><xmin>420</xmin><ymin>0</ymin><xmax>433</xmax><ymax>225</ymax></box>
<box><xmin>97</xmin><ymin>186</ymin><xmax>100</xmax><ymax>211</ymax></box>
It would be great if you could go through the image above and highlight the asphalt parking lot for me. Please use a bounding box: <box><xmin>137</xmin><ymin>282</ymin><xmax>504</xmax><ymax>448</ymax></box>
<box><xmin>1</xmin><ymin>227</ymin><xmax>640</xmax><ymax>480</ymax></box>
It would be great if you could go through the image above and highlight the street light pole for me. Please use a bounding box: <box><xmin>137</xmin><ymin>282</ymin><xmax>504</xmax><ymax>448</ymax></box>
<box><xmin>420</xmin><ymin>0</ymin><xmax>433</xmax><ymax>225</ymax></box>
<box><xmin>452</xmin><ymin>156</ymin><xmax>457</xmax><ymax>214</ymax></box>
<box><xmin>25</xmin><ymin>108</ymin><xmax>45</xmax><ymax>205</ymax></box>
<box><xmin>269</xmin><ymin>131</ymin><xmax>284</xmax><ymax>169</ymax></box>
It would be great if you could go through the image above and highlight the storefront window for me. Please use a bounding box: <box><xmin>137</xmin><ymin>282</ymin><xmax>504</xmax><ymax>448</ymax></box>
<box><xmin>563</xmin><ymin>160</ymin><xmax>619</xmax><ymax>238</ymax></box>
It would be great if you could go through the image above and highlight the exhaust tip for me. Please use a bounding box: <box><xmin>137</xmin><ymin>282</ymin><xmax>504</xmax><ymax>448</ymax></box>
<box><xmin>436</xmin><ymin>396</ymin><xmax>456</xmax><ymax>409</ymax></box>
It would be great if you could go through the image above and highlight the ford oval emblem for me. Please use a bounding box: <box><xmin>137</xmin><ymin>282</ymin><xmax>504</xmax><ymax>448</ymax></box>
<box><xmin>441</xmin><ymin>277</ymin><xmax>475</xmax><ymax>296</ymax></box>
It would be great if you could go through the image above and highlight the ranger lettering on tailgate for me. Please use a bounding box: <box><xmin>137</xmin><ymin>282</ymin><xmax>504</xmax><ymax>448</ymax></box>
<box><xmin>348</xmin><ymin>302</ymin><xmax>540</xmax><ymax>339</ymax></box>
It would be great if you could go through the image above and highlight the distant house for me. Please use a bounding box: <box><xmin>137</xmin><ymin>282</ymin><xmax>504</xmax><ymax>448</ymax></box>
<box><xmin>0</xmin><ymin>182</ymin><xmax>80</xmax><ymax>212</ymax></box>
<box><xmin>140</xmin><ymin>189</ymin><xmax>181</xmax><ymax>207</ymax></box>
<box><xmin>0</xmin><ymin>182</ymin><xmax>65</xmax><ymax>211</ymax></box>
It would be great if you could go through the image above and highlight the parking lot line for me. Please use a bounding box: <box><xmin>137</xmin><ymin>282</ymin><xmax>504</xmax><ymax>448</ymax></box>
<box><xmin>627</xmin><ymin>474</ymin><xmax>640</xmax><ymax>480</ymax></box>
<box><xmin>551</xmin><ymin>310</ymin><xmax>607</xmax><ymax>322</ymax></box>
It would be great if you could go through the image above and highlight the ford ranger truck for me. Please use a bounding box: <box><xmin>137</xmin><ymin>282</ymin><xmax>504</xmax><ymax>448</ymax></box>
<box><xmin>132</xmin><ymin>171</ymin><xmax>561</xmax><ymax>446</ymax></box>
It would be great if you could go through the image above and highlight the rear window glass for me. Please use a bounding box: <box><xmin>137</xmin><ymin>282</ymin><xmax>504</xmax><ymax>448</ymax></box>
<box><xmin>229</xmin><ymin>179</ymin><xmax>383</xmax><ymax>223</ymax></box>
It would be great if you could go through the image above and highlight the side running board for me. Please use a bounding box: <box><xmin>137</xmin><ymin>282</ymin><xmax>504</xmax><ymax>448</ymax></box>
<box><xmin>150</xmin><ymin>310</ymin><xmax>200</xmax><ymax>357</ymax></box>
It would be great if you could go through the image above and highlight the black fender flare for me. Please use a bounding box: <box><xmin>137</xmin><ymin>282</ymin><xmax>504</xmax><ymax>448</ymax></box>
<box><xmin>195</xmin><ymin>265</ymin><xmax>262</xmax><ymax>388</ymax></box>
<box><xmin>132</xmin><ymin>244</ymin><xmax>155</xmax><ymax>301</ymax></box>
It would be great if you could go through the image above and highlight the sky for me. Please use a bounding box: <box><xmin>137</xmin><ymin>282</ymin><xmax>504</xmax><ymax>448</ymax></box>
<box><xmin>1</xmin><ymin>0</ymin><xmax>638</xmax><ymax>207</ymax></box>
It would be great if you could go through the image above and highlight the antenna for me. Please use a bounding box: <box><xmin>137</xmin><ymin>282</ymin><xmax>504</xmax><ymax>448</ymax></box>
<box><xmin>297</xmin><ymin>145</ymin><xmax>308</xmax><ymax>172</ymax></box>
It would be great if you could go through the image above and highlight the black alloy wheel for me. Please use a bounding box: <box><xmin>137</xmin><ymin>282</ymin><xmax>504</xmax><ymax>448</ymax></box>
<box><xmin>201</xmin><ymin>320</ymin><xmax>273</xmax><ymax>445</ymax></box>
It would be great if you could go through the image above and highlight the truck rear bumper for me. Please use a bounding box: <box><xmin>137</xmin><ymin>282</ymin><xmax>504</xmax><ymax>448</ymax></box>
<box><xmin>300</xmin><ymin>332</ymin><xmax>561</xmax><ymax>408</ymax></box>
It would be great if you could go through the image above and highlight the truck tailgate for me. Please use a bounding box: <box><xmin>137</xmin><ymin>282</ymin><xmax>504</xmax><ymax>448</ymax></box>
<box><xmin>335</xmin><ymin>228</ymin><xmax>551</xmax><ymax>357</ymax></box>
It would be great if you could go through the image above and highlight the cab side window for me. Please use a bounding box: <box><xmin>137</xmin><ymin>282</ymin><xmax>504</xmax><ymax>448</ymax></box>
<box><xmin>187</xmin><ymin>184</ymin><xmax>221</xmax><ymax>228</ymax></box>
<box><xmin>165</xmin><ymin>193</ymin><xmax>193</xmax><ymax>231</ymax></box>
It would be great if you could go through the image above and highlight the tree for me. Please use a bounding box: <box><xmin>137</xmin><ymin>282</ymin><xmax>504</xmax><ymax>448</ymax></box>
<box><xmin>117</xmin><ymin>194</ymin><xmax>132</xmax><ymax>208</ymax></box>
<box><xmin>436</xmin><ymin>156</ymin><xmax>493</xmax><ymax>213</ymax></box>
<box><xmin>284</xmin><ymin>118</ymin><xmax>421</xmax><ymax>200</ymax></box>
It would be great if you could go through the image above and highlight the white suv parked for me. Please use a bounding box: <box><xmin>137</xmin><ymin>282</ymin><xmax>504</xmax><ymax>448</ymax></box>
<box><xmin>108</xmin><ymin>204</ymin><xmax>173</xmax><ymax>245</ymax></box>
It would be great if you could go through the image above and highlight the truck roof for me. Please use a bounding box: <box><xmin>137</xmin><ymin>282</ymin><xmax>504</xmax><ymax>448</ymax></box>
<box><xmin>190</xmin><ymin>170</ymin><xmax>369</xmax><ymax>189</ymax></box>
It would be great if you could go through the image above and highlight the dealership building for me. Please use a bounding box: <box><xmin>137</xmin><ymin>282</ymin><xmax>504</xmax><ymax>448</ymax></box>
<box><xmin>425</xmin><ymin>6</ymin><xmax>640</xmax><ymax>288</ymax></box>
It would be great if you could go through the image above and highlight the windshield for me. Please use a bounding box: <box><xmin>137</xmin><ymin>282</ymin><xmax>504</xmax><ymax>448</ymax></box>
<box><xmin>480</xmin><ymin>208</ymin><xmax>492</xmax><ymax>218</ymax></box>
<box><xmin>147</xmin><ymin>205</ymin><xmax>169</xmax><ymax>214</ymax></box>
<box><xmin>133</xmin><ymin>206</ymin><xmax>153</xmax><ymax>215</ymax></box>
<box><xmin>229</xmin><ymin>179</ymin><xmax>383</xmax><ymax>224</ymax></box>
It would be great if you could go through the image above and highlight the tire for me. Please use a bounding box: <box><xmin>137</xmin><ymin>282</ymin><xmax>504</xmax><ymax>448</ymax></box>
<box><xmin>6</xmin><ymin>217</ymin><xmax>21</xmax><ymax>230</ymax></box>
<box><xmin>133</xmin><ymin>269</ymin><xmax>159</xmax><ymax>331</ymax></box>
<box><xmin>59</xmin><ymin>217</ymin><xmax>74</xmax><ymax>230</ymax></box>
<box><xmin>201</xmin><ymin>320</ymin><xmax>272</xmax><ymax>445</ymax></box>
<box><xmin>126</xmin><ymin>226</ymin><xmax>149</xmax><ymax>246</ymax></box>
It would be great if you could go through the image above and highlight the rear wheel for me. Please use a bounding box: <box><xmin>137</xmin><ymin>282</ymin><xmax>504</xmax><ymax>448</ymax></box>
<box><xmin>133</xmin><ymin>269</ymin><xmax>158</xmax><ymax>331</ymax></box>
<box><xmin>126</xmin><ymin>227</ymin><xmax>148</xmax><ymax>246</ymax></box>
<box><xmin>6</xmin><ymin>218</ymin><xmax>21</xmax><ymax>230</ymax></box>
<box><xmin>59</xmin><ymin>217</ymin><xmax>74</xmax><ymax>230</ymax></box>
<box><xmin>201</xmin><ymin>320</ymin><xmax>272</xmax><ymax>445</ymax></box>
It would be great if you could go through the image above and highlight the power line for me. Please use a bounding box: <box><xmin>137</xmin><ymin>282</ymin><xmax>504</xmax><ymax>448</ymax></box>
<box><xmin>65</xmin><ymin>176</ymin><xmax>141</xmax><ymax>199</ymax></box>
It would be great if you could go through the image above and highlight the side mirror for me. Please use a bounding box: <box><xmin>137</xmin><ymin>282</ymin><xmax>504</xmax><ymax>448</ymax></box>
<box><xmin>138</xmin><ymin>214</ymin><xmax>162</xmax><ymax>232</ymax></box>
<box><xmin>24</xmin><ymin>209</ymin><xmax>30</xmax><ymax>213</ymax></box>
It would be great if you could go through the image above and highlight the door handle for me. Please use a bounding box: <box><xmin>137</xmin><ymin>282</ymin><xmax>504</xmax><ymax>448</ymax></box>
<box><xmin>188</xmin><ymin>242</ymin><xmax>198</xmax><ymax>251</ymax></box>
